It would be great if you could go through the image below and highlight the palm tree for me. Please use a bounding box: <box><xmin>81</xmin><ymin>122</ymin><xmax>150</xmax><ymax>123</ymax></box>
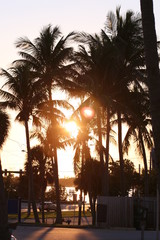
<box><xmin>34</xmin><ymin>97</ymin><xmax>73</xmax><ymax>224</ymax></box>
<box><xmin>15</xmin><ymin>25</ymin><xmax>75</xmax><ymax>103</ymax></box>
<box><xmin>30</xmin><ymin>145</ymin><xmax>53</xmax><ymax>223</ymax></box>
<box><xmin>0</xmin><ymin>62</ymin><xmax>46</xmax><ymax>223</ymax></box>
<box><xmin>0</xmin><ymin>110</ymin><xmax>11</xmax><ymax>239</ymax></box>
<box><xmin>123</xmin><ymin>90</ymin><xmax>152</xmax><ymax>196</ymax></box>
<box><xmin>105</xmin><ymin>7</ymin><xmax>146</xmax><ymax>195</ymax></box>
<box><xmin>15</xmin><ymin>25</ymin><xmax>75</xmax><ymax>224</ymax></box>
<box><xmin>72</xmin><ymin>7</ymin><xmax>146</xmax><ymax>196</ymax></box>
<box><xmin>72</xmin><ymin>30</ymin><xmax>119</xmax><ymax>196</ymax></box>
<box><xmin>70</xmin><ymin>106</ymin><xmax>93</xmax><ymax>225</ymax></box>
<box><xmin>140</xmin><ymin>0</ymin><xmax>160</xmax><ymax>184</ymax></box>
<box><xmin>140</xmin><ymin>1</ymin><xmax>160</xmax><ymax>234</ymax></box>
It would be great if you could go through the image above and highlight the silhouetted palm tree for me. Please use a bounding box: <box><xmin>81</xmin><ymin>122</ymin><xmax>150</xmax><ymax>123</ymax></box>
<box><xmin>0</xmin><ymin>110</ymin><xmax>10</xmax><ymax>239</ymax></box>
<box><xmin>140</xmin><ymin>0</ymin><xmax>160</xmax><ymax>201</ymax></box>
<box><xmin>105</xmin><ymin>7</ymin><xmax>145</xmax><ymax>195</ymax></box>
<box><xmin>72</xmin><ymin>30</ymin><xmax>119</xmax><ymax>195</ymax></box>
<box><xmin>0</xmin><ymin>62</ymin><xmax>46</xmax><ymax>223</ymax></box>
<box><xmin>123</xmin><ymin>90</ymin><xmax>152</xmax><ymax>196</ymax></box>
<box><xmin>35</xmin><ymin>97</ymin><xmax>74</xmax><ymax>223</ymax></box>
<box><xmin>15</xmin><ymin>25</ymin><xmax>75</xmax><ymax>223</ymax></box>
<box><xmin>30</xmin><ymin>145</ymin><xmax>53</xmax><ymax>223</ymax></box>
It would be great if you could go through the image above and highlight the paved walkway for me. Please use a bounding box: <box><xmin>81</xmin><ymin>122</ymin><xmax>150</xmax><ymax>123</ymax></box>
<box><xmin>12</xmin><ymin>226</ymin><xmax>159</xmax><ymax>240</ymax></box>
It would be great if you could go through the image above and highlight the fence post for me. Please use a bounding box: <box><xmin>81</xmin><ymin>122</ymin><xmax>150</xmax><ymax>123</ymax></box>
<box><xmin>18</xmin><ymin>198</ymin><xmax>21</xmax><ymax>223</ymax></box>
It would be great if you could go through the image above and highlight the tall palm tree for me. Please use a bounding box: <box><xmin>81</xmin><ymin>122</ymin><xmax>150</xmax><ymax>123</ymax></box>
<box><xmin>70</xmin><ymin>106</ymin><xmax>93</xmax><ymax>225</ymax></box>
<box><xmin>72</xmin><ymin>30</ymin><xmax>118</xmax><ymax>195</ymax></box>
<box><xmin>34</xmin><ymin>97</ymin><xmax>73</xmax><ymax>224</ymax></box>
<box><xmin>72</xmin><ymin>7</ymin><xmax>146</xmax><ymax>196</ymax></box>
<box><xmin>0</xmin><ymin>110</ymin><xmax>11</xmax><ymax>239</ymax></box>
<box><xmin>140</xmin><ymin>1</ymin><xmax>160</xmax><ymax>235</ymax></box>
<box><xmin>0</xmin><ymin>62</ymin><xmax>46</xmax><ymax>223</ymax></box>
<box><xmin>105</xmin><ymin>7</ymin><xmax>146</xmax><ymax>195</ymax></box>
<box><xmin>123</xmin><ymin>90</ymin><xmax>152</xmax><ymax>196</ymax></box>
<box><xmin>140</xmin><ymin>0</ymin><xmax>160</xmax><ymax>183</ymax></box>
<box><xmin>15</xmin><ymin>25</ymin><xmax>75</xmax><ymax>224</ymax></box>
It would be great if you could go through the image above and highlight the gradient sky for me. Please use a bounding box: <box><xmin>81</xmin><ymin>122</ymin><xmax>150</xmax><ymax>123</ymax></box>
<box><xmin>1</xmin><ymin>0</ymin><xmax>160</xmax><ymax>177</ymax></box>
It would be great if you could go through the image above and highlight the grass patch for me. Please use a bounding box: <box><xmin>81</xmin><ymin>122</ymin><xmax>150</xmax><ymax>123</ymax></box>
<box><xmin>8</xmin><ymin>211</ymin><xmax>91</xmax><ymax>220</ymax></box>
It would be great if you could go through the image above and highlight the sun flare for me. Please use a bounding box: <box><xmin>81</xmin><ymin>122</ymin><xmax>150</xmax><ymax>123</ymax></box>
<box><xmin>64</xmin><ymin>121</ymin><xmax>79</xmax><ymax>138</ymax></box>
<box><xmin>81</xmin><ymin>107</ymin><xmax>95</xmax><ymax>119</ymax></box>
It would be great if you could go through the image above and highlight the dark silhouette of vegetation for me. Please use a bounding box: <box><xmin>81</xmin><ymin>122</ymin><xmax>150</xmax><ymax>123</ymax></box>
<box><xmin>0</xmin><ymin>4</ymin><xmax>159</xmax><ymax>229</ymax></box>
<box><xmin>74</xmin><ymin>159</ymin><xmax>101</xmax><ymax>225</ymax></box>
<box><xmin>0</xmin><ymin>110</ymin><xmax>11</xmax><ymax>239</ymax></box>
<box><xmin>140</xmin><ymin>0</ymin><xmax>160</xmax><ymax>199</ymax></box>
<box><xmin>15</xmin><ymin>25</ymin><xmax>75</xmax><ymax>224</ymax></box>
<box><xmin>109</xmin><ymin>159</ymin><xmax>140</xmax><ymax>196</ymax></box>
<box><xmin>0</xmin><ymin>62</ymin><xmax>43</xmax><ymax>222</ymax></box>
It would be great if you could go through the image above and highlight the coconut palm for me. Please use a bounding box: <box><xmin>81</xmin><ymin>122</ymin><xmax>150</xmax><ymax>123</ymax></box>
<box><xmin>15</xmin><ymin>25</ymin><xmax>75</xmax><ymax>102</ymax></box>
<box><xmin>72</xmin><ymin>7</ymin><xmax>146</xmax><ymax>197</ymax></box>
<box><xmin>65</xmin><ymin>99</ymin><xmax>96</xmax><ymax>224</ymax></box>
<box><xmin>140</xmin><ymin>0</ymin><xmax>160</xmax><ymax>197</ymax></box>
<box><xmin>74</xmin><ymin>134</ymin><xmax>90</xmax><ymax>226</ymax></box>
<box><xmin>0</xmin><ymin>110</ymin><xmax>10</xmax><ymax>239</ymax></box>
<box><xmin>0</xmin><ymin>62</ymin><xmax>47</xmax><ymax>223</ymax></box>
<box><xmin>122</xmin><ymin>89</ymin><xmax>152</xmax><ymax>196</ymax></box>
<box><xmin>34</xmin><ymin>97</ymin><xmax>74</xmax><ymax>223</ymax></box>
<box><xmin>105</xmin><ymin>7</ymin><xmax>146</xmax><ymax>195</ymax></box>
<box><xmin>15</xmin><ymin>25</ymin><xmax>75</xmax><ymax>224</ymax></box>
<box><xmin>72</xmin><ymin>30</ymin><xmax>119</xmax><ymax>195</ymax></box>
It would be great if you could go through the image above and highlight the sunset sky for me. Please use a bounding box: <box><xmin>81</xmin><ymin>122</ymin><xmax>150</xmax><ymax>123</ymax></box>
<box><xmin>0</xmin><ymin>0</ymin><xmax>160</xmax><ymax>177</ymax></box>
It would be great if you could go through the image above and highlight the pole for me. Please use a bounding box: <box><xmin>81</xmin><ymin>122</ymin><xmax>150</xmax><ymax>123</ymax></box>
<box><xmin>18</xmin><ymin>198</ymin><xmax>21</xmax><ymax>223</ymax></box>
<box><xmin>78</xmin><ymin>146</ymin><xmax>83</xmax><ymax>225</ymax></box>
<box><xmin>156</xmin><ymin>183</ymin><xmax>159</xmax><ymax>240</ymax></box>
<box><xmin>78</xmin><ymin>193</ymin><xmax>82</xmax><ymax>225</ymax></box>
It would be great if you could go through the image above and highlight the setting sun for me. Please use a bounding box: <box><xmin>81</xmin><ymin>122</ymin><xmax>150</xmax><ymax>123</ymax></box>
<box><xmin>64</xmin><ymin>121</ymin><xmax>79</xmax><ymax>138</ymax></box>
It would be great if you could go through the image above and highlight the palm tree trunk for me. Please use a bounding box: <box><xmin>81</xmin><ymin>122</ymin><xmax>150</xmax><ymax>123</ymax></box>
<box><xmin>140</xmin><ymin>1</ymin><xmax>160</xmax><ymax>236</ymax></box>
<box><xmin>105</xmin><ymin>106</ymin><xmax>110</xmax><ymax>196</ymax></box>
<box><xmin>139</xmin><ymin>128</ymin><xmax>149</xmax><ymax>196</ymax></box>
<box><xmin>41</xmin><ymin>189</ymin><xmax>45</xmax><ymax>224</ymax></box>
<box><xmin>0</xmin><ymin>161</ymin><xmax>11</xmax><ymax>239</ymax></box>
<box><xmin>54</xmin><ymin>148</ymin><xmax>62</xmax><ymax>224</ymax></box>
<box><xmin>117</xmin><ymin>110</ymin><xmax>125</xmax><ymax>196</ymax></box>
<box><xmin>48</xmin><ymin>86</ymin><xmax>63</xmax><ymax>224</ymax></box>
<box><xmin>24</xmin><ymin>120</ymin><xmax>40</xmax><ymax>223</ymax></box>
<box><xmin>41</xmin><ymin>167</ymin><xmax>45</xmax><ymax>223</ymax></box>
<box><xmin>92</xmin><ymin>197</ymin><xmax>96</xmax><ymax>226</ymax></box>
<box><xmin>89</xmin><ymin>193</ymin><xmax>96</xmax><ymax>226</ymax></box>
<box><xmin>96</xmin><ymin>105</ymin><xmax>105</xmax><ymax>195</ymax></box>
<box><xmin>78</xmin><ymin>145</ymin><xmax>84</xmax><ymax>225</ymax></box>
<box><xmin>140</xmin><ymin>0</ymin><xmax>160</xmax><ymax>177</ymax></box>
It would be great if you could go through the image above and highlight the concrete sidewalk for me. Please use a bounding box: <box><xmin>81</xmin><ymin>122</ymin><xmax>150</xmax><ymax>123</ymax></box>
<box><xmin>12</xmin><ymin>226</ymin><xmax>159</xmax><ymax>240</ymax></box>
